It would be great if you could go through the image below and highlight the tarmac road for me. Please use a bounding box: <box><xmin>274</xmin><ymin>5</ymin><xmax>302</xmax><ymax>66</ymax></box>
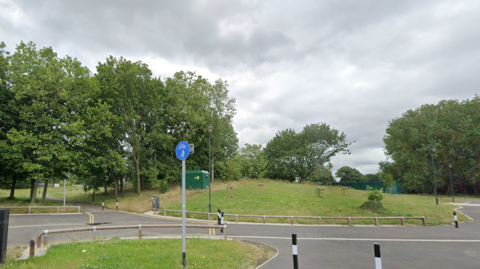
<box><xmin>6</xmin><ymin>201</ymin><xmax>480</xmax><ymax>268</ymax></box>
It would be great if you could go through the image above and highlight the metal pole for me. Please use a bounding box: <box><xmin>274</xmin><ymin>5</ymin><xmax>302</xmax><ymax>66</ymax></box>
<box><xmin>63</xmin><ymin>179</ymin><xmax>66</xmax><ymax>207</ymax></box>
<box><xmin>209</xmin><ymin>131</ymin><xmax>212</xmax><ymax>213</ymax></box>
<box><xmin>182</xmin><ymin>159</ymin><xmax>186</xmax><ymax>267</ymax></box>
<box><xmin>431</xmin><ymin>153</ymin><xmax>438</xmax><ymax>205</ymax></box>
<box><xmin>449</xmin><ymin>165</ymin><xmax>454</xmax><ymax>202</ymax></box>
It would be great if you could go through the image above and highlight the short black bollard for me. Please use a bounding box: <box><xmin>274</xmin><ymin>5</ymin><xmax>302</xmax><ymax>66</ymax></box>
<box><xmin>102</xmin><ymin>200</ymin><xmax>104</xmax><ymax>211</ymax></box>
<box><xmin>292</xmin><ymin>234</ymin><xmax>298</xmax><ymax>269</ymax></box>
<box><xmin>374</xmin><ymin>243</ymin><xmax>382</xmax><ymax>269</ymax></box>
<box><xmin>29</xmin><ymin>240</ymin><xmax>35</xmax><ymax>258</ymax></box>
<box><xmin>116</xmin><ymin>200</ymin><xmax>118</xmax><ymax>211</ymax></box>
<box><xmin>0</xmin><ymin>209</ymin><xmax>9</xmax><ymax>264</ymax></box>
<box><xmin>454</xmin><ymin>211</ymin><xmax>459</xmax><ymax>228</ymax></box>
<box><xmin>221</xmin><ymin>212</ymin><xmax>224</xmax><ymax>233</ymax></box>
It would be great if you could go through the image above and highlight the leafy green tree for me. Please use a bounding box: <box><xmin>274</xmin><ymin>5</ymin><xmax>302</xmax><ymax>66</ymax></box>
<box><xmin>335</xmin><ymin>166</ymin><xmax>364</xmax><ymax>183</ymax></box>
<box><xmin>237</xmin><ymin>143</ymin><xmax>267</xmax><ymax>179</ymax></box>
<box><xmin>384</xmin><ymin>97</ymin><xmax>480</xmax><ymax>194</ymax></box>
<box><xmin>265</xmin><ymin>123</ymin><xmax>352</xmax><ymax>182</ymax></box>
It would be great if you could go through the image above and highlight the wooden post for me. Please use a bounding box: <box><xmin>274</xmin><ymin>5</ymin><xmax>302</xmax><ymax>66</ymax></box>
<box><xmin>29</xmin><ymin>240</ymin><xmax>35</xmax><ymax>257</ymax></box>
<box><xmin>290</xmin><ymin>216</ymin><xmax>294</xmax><ymax>225</ymax></box>
<box><xmin>263</xmin><ymin>215</ymin><xmax>266</xmax><ymax>224</ymax></box>
<box><xmin>139</xmin><ymin>224</ymin><xmax>142</xmax><ymax>239</ymax></box>
<box><xmin>28</xmin><ymin>207</ymin><xmax>31</xmax><ymax>214</ymax></box>
<box><xmin>208</xmin><ymin>213</ymin><xmax>211</xmax><ymax>221</ymax></box>
<box><xmin>37</xmin><ymin>235</ymin><xmax>42</xmax><ymax>248</ymax></box>
<box><xmin>164</xmin><ymin>209</ymin><xmax>166</xmax><ymax>216</ymax></box>
<box><xmin>375</xmin><ymin>218</ymin><xmax>379</xmax><ymax>226</ymax></box>
<box><xmin>56</xmin><ymin>207</ymin><xmax>59</xmax><ymax>213</ymax></box>
<box><xmin>401</xmin><ymin>218</ymin><xmax>405</xmax><ymax>226</ymax></box>
<box><xmin>236</xmin><ymin>214</ymin><xmax>238</xmax><ymax>223</ymax></box>
<box><xmin>348</xmin><ymin>217</ymin><xmax>351</xmax><ymax>226</ymax></box>
<box><xmin>318</xmin><ymin>217</ymin><xmax>321</xmax><ymax>225</ymax></box>
<box><xmin>422</xmin><ymin>217</ymin><xmax>426</xmax><ymax>226</ymax></box>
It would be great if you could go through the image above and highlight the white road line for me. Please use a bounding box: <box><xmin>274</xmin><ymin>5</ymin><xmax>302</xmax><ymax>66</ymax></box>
<box><xmin>230</xmin><ymin>236</ymin><xmax>480</xmax><ymax>243</ymax></box>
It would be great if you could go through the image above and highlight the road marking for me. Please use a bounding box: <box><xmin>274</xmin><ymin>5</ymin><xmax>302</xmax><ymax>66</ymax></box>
<box><xmin>85</xmin><ymin>212</ymin><xmax>94</xmax><ymax>224</ymax></box>
<box><xmin>229</xmin><ymin>236</ymin><xmax>480</xmax><ymax>243</ymax></box>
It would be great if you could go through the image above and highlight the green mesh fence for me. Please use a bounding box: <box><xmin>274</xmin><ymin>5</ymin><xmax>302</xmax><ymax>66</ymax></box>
<box><xmin>334</xmin><ymin>181</ymin><xmax>402</xmax><ymax>194</ymax></box>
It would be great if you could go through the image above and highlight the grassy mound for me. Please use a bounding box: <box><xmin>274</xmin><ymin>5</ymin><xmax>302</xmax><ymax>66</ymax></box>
<box><xmin>359</xmin><ymin>200</ymin><xmax>387</xmax><ymax>213</ymax></box>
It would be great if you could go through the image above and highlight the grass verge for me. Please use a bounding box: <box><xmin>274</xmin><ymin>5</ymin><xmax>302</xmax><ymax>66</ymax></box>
<box><xmin>4</xmin><ymin>238</ymin><xmax>274</xmax><ymax>269</ymax></box>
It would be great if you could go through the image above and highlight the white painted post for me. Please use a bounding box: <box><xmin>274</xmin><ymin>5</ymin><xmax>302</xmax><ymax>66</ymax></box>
<box><xmin>374</xmin><ymin>243</ymin><xmax>382</xmax><ymax>269</ymax></box>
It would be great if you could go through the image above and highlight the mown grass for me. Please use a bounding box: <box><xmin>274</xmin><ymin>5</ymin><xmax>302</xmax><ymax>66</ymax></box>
<box><xmin>161</xmin><ymin>180</ymin><xmax>469</xmax><ymax>226</ymax></box>
<box><xmin>0</xmin><ymin>188</ymin><xmax>77</xmax><ymax>213</ymax></box>
<box><xmin>3</xmin><ymin>179</ymin><xmax>471</xmax><ymax>225</ymax></box>
<box><xmin>4</xmin><ymin>238</ymin><xmax>271</xmax><ymax>269</ymax></box>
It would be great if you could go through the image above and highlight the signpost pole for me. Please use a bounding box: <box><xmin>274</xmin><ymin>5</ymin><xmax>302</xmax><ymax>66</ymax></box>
<box><xmin>176</xmin><ymin>141</ymin><xmax>190</xmax><ymax>268</ymax></box>
<box><xmin>182</xmin><ymin>158</ymin><xmax>186</xmax><ymax>267</ymax></box>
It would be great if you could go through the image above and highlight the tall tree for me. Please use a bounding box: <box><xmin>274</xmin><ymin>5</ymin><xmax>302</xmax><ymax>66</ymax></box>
<box><xmin>335</xmin><ymin>166</ymin><xmax>364</xmax><ymax>183</ymax></box>
<box><xmin>96</xmin><ymin>56</ymin><xmax>161</xmax><ymax>196</ymax></box>
<box><xmin>265</xmin><ymin>123</ymin><xmax>352</xmax><ymax>182</ymax></box>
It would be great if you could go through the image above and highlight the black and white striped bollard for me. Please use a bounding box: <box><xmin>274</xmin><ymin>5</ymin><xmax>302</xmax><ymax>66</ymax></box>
<box><xmin>116</xmin><ymin>200</ymin><xmax>118</xmax><ymax>211</ymax></box>
<box><xmin>221</xmin><ymin>212</ymin><xmax>224</xmax><ymax>233</ymax></box>
<box><xmin>217</xmin><ymin>209</ymin><xmax>221</xmax><ymax>225</ymax></box>
<box><xmin>292</xmin><ymin>234</ymin><xmax>299</xmax><ymax>269</ymax></box>
<box><xmin>454</xmin><ymin>211</ymin><xmax>459</xmax><ymax>228</ymax></box>
<box><xmin>102</xmin><ymin>200</ymin><xmax>104</xmax><ymax>211</ymax></box>
<box><xmin>374</xmin><ymin>243</ymin><xmax>382</xmax><ymax>269</ymax></box>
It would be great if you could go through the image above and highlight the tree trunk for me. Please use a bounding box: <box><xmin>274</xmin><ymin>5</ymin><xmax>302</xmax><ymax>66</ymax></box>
<box><xmin>30</xmin><ymin>172</ymin><xmax>39</xmax><ymax>205</ymax></box>
<box><xmin>8</xmin><ymin>174</ymin><xmax>17</xmax><ymax>199</ymax></box>
<box><xmin>41</xmin><ymin>179</ymin><xmax>48</xmax><ymax>204</ymax></box>
<box><xmin>135</xmin><ymin>152</ymin><xmax>141</xmax><ymax>196</ymax></box>
<box><xmin>92</xmin><ymin>189</ymin><xmax>95</xmax><ymax>201</ymax></box>
<box><xmin>30</xmin><ymin>178</ymin><xmax>34</xmax><ymax>201</ymax></box>
<box><xmin>104</xmin><ymin>178</ymin><xmax>107</xmax><ymax>195</ymax></box>
<box><xmin>120</xmin><ymin>178</ymin><xmax>124</xmax><ymax>197</ymax></box>
<box><xmin>113</xmin><ymin>174</ymin><xmax>118</xmax><ymax>200</ymax></box>
<box><xmin>141</xmin><ymin>175</ymin><xmax>145</xmax><ymax>191</ymax></box>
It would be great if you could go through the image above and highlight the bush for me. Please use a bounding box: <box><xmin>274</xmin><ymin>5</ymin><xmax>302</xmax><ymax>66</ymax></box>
<box><xmin>360</xmin><ymin>200</ymin><xmax>385</xmax><ymax>212</ymax></box>
<box><xmin>366</xmin><ymin>186</ymin><xmax>383</xmax><ymax>202</ymax></box>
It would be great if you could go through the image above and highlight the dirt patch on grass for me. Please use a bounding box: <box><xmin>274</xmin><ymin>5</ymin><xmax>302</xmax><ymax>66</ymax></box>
<box><xmin>236</xmin><ymin>239</ymin><xmax>277</xmax><ymax>268</ymax></box>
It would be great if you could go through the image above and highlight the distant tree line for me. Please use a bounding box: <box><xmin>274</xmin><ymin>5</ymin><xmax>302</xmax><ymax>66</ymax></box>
<box><xmin>0</xmin><ymin>41</ymin><xmax>237</xmax><ymax>203</ymax></box>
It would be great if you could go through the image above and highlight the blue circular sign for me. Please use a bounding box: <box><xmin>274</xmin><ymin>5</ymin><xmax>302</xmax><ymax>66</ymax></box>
<box><xmin>175</xmin><ymin>141</ymin><xmax>190</xmax><ymax>160</ymax></box>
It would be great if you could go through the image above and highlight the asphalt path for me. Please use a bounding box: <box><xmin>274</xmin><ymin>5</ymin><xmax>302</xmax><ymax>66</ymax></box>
<box><xmin>6</xmin><ymin>201</ymin><xmax>480</xmax><ymax>268</ymax></box>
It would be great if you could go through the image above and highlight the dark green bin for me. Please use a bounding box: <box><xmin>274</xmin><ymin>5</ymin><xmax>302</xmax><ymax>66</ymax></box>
<box><xmin>180</xmin><ymin>170</ymin><xmax>210</xmax><ymax>190</ymax></box>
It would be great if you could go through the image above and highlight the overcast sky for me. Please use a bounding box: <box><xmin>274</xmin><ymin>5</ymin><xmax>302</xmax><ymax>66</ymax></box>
<box><xmin>1</xmin><ymin>0</ymin><xmax>479</xmax><ymax>175</ymax></box>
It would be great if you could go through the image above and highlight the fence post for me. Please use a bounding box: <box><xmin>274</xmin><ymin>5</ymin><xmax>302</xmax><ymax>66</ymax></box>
<box><xmin>92</xmin><ymin>226</ymin><xmax>96</xmax><ymax>240</ymax></box>
<box><xmin>28</xmin><ymin>207</ymin><xmax>31</xmax><ymax>214</ymax></box>
<box><xmin>208</xmin><ymin>213</ymin><xmax>211</xmax><ymax>221</ymax></box>
<box><xmin>102</xmin><ymin>200</ymin><xmax>104</xmax><ymax>211</ymax></box>
<box><xmin>374</xmin><ymin>243</ymin><xmax>382</xmax><ymax>269</ymax></box>
<box><xmin>292</xmin><ymin>234</ymin><xmax>299</xmax><ymax>269</ymax></box>
<box><xmin>43</xmin><ymin>230</ymin><xmax>48</xmax><ymax>246</ymax></box>
<box><xmin>29</xmin><ymin>240</ymin><xmax>35</xmax><ymax>257</ymax></box>
<box><xmin>116</xmin><ymin>200</ymin><xmax>118</xmax><ymax>211</ymax></box>
<box><xmin>401</xmin><ymin>218</ymin><xmax>405</xmax><ymax>226</ymax></box>
<box><xmin>263</xmin><ymin>215</ymin><xmax>266</xmax><ymax>224</ymax></box>
<box><xmin>57</xmin><ymin>207</ymin><xmax>59</xmax><ymax>213</ymax></box>
<box><xmin>139</xmin><ymin>224</ymin><xmax>142</xmax><ymax>239</ymax></box>
<box><xmin>78</xmin><ymin>206</ymin><xmax>80</xmax><ymax>213</ymax></box>
<box><xmin>454</xmin><ymin>212</ymin><xmax>459</xmax><ymax>228</ymax></box>
<box><xmin>164</xmin><ymin>209</ymin><xmax>166</xmax><ymax>216</ymax></box>
<box><xmin>318</xmin><ymin>217</ymin><xmax>321</xmax><ymax>225</ymax></box>
<box><xmin>236</xmin><ymin>214</ymin><xmax>238</xmax><ymax>223</ymax></box>
<box><xmin>422</xmin><ymin>216</ymin><xmax>426</xmax><ymax>226</ymax></box>
<box><xmin>291</xmin><ymin>216</ymin><xmax>293</xmax><ymax>225</ymax></box>
<box><xmin>348</xmin><ymin>217</ymin><xmax>351</xmax><ymax>226</ymax></box>
<box><xmin>375</xmin><ymin>218</ymin><xmax>379</xmax><ymax>226</ymax></box>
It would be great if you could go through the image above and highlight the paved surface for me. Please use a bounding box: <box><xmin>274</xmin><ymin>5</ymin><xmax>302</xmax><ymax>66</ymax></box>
<box><xmin>6</xmin><ymin>201</ymin><xmax>480</xmax><ymax>268</ymax></box>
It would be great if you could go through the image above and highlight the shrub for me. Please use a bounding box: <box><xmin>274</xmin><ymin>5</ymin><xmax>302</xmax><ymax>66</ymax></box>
<box><xmin>360</xmin><ymin>200</ymin><xmax>385</xmax><ymax>211</ymax></box>
<box><xmin>366</xmin><ymin>186</ymin><xmax>383</xmax><ymax>202</ymax></box>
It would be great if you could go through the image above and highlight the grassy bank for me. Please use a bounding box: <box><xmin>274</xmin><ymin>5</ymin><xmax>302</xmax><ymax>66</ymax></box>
<box><xmin>4</xmin><ymin>179</ymin><xmax>470</xmax><ymax>225</ymax></box>
<box><xmin>0</xmin><ymin>189</ymin><xmax>76</xmax><ymax>213</ymax></box>
<box><xmin>4</xmin><ymin>238</ymin><xmax>274</xmax><ymax>269</ymax></box>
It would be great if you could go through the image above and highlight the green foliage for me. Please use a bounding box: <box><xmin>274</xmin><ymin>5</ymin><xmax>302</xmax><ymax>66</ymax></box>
<box><xmin>383</xmin><ymin>96</ymin><xmax>480</xmax><ymax>194</ymax></box>
<box><xmin>365</xmin><ymin>186</ymin><xmax>384</xmax><ymax>202</ymax></box>
<box><xmin>335</xmin><ymin>166</ymin><xmax>365</xmax><ymax>183</ymax></box>
<box><xmin>265</xmin><ymin>123</ymin><xmax>352</xmax><ymax>182</ymax></box>
<box><xmin>237</xmin><ymin>143</ymin><xmax>267</xmax><ymax>179</ymax></box>
<box><xmin>360</xmin><ymin>200</ymin><xmax>385</xmax><ymax>212</ymax></box>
